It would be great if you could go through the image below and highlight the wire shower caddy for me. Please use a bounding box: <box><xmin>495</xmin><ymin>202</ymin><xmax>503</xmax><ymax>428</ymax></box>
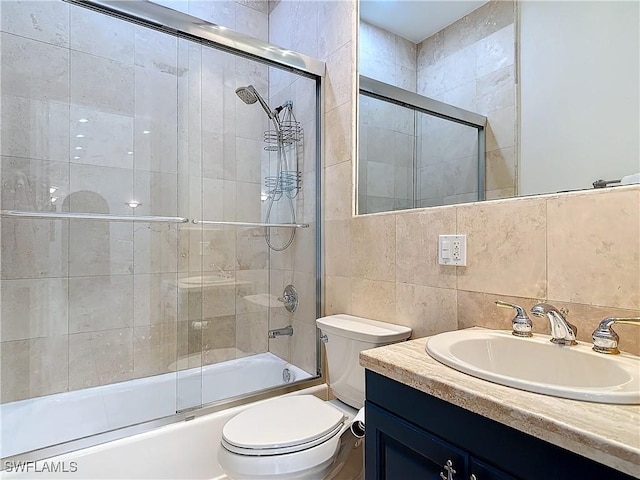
<box><xmin>263</xmin><ymin>101</ymin><xmax>303</xmax><ymax>200</ymax></box>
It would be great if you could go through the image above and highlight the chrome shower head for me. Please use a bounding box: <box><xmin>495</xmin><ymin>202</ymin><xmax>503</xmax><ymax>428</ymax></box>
<box><xmin>235</xmin><ymin>85</ymin><xmax>258</xmax><ymax>104</ymax></box>
<box><xmin>235</xmin><ymin>85</ymin><xmax>274</xmax><ymax>120</ymax></box>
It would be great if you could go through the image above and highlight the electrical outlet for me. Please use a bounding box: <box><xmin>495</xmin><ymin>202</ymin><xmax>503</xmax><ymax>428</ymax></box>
<box><xmin>452</xmin><ymin>240</ymin><xmax>461</xmax><ymax>260</ymax></box>
<box><xmin>439</xmin><ymin>235</ymin><xmax>467</xmax><ymax>266</ymax></box>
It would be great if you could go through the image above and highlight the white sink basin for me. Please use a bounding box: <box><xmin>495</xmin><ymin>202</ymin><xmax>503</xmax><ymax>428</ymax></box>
<box><xmin>177</xmin><ymin>275</ymin><xmax>236</xmax><ymax>289</ymax></box>
<box><xmin>181</xmin><ymin>275</ymin><xmax>233</xmax><ymax>285</ymax></box>
<box><xmin>425</xmin><ymin>329</ymin><xmax>640</xmax><ymax>404</ymax></box>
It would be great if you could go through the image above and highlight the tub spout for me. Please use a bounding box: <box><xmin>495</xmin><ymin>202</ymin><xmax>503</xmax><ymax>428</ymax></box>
<box><xmin>268</xmin><ymin>325</ymin><xmax>293</xmax><ymax>339</ymax></box>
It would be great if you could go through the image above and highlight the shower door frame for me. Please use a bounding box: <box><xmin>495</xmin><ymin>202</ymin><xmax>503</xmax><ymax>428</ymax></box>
<box><xmin>3</xmin><ymin>0</ymin><xmax>325</xmax><ymax>465</ymax></box>
<box><xmin>357</xmin><ymin>75</ymin><xmax>487</xmax><ymax>212</ymax></box>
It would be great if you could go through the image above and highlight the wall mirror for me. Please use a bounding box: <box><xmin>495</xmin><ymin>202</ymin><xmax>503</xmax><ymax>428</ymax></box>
<box><xmin>357</xmin><ymin>0</ymin><xmax>639</xmax><ymax>215</ymax></box>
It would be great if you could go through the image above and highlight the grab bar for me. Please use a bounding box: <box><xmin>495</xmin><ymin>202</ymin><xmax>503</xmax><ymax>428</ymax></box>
<box><xmin>191</xmin><ymin>219</ymin><xmax>309</xmax><ymax>228</ymax></box>
<box><xmin>0</xmin><ymin>210</ymin><xmax>189</xmax><ymax>223</ymax></box>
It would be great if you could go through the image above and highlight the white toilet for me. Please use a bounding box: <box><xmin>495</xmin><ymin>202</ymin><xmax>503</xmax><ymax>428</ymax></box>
<box><xmin>218</xmin><ymin>314</ymin><xmax>412</xmax><ymax>479</ymax></box>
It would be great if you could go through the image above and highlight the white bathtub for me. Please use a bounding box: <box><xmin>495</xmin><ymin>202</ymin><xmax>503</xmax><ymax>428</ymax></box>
<box><xmin>1</xmin><ymin>353</ymin><xmax>311</xmax><ymax>459</ymax></box>
<box><xmin>1</xmin><ymin>385</ymin><xmax>332</xmax><ymax>480</ymax></box>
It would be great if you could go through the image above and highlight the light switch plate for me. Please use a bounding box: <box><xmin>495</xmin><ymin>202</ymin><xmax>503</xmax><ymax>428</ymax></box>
<box><xmin>438</xmin><ymin>235</ymin><xmax>467</xmax><ymax>266</ymax></box>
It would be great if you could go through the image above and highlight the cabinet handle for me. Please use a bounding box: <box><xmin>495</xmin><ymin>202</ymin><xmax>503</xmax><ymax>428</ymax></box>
<box><xmin>439</xmin><ymin>459</ymin><xmax>457</xmax><ymax>480</ymax></box>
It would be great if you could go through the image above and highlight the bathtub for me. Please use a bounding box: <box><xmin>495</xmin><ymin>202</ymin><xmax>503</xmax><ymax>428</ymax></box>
<box><xmin>1</xmin><ymin>353</ymin><xmax>311</xmax><ymax>459</ymax></box>
<box><xmin>2</xmin><ymin>384</ymin><xmax>333</xmax><ymax>479</ymax></box>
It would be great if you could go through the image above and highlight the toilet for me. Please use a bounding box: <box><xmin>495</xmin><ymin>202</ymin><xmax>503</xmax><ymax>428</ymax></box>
<box><xmin>217</xmin><ymin>314</ymin><xmax>411</xmax><ymax>480</ymax></box>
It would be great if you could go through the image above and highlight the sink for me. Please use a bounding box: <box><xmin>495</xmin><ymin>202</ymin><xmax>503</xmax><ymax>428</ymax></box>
<box><xmin>177</xmin><ymin>275</ymin><xmax>236</xmax><ymax>289</ymax></box>
<box><xmin>425</xmin><ymin>329</ymin><xmax>640</xmax><ymax>404</ymax></box>
<box><xmin>181</xmin><ymin>275</ymin><xmax>233</xmax><ymax>285</ymax></box>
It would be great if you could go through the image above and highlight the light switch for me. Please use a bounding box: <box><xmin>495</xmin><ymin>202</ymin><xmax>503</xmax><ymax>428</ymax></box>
<box><xmin>441</xmin><ymin>240</ymin><xmax>451</xmax><ymax>259</ymax></box>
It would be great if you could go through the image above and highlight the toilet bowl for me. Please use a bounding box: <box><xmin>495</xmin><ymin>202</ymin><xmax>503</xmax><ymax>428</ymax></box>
<box><xmin>218</xmin><ymin>395</ymin><xmax>352</xmax><ymax>479</ymax></box>
<box><xmin>217</xmin><ymin>314</ymin><xmax>411</xmax><ymax>480</ymax></box>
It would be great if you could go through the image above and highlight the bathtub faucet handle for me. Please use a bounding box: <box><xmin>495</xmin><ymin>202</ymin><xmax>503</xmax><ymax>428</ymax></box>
<box><xmin>278</xmin><ymin>284</ymin><xmax>298</xmax><ymax>313</ymax></box>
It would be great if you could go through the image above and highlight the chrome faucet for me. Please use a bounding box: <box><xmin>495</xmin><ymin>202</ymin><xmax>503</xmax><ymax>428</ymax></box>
<box><xmin>268</xmin><ymin>325</ymin><xmax>293</xmax><ymax>339</ymax></box>
<box><xmin>591</xmin><ymin>317</ymin><xmax>640</xmax><ymax>354</ymax></box>
<box><xmin>495</xmin><ymin>300</ymin><xmax>532</xmax><ymax>337</ymax></box>
<box><xmin>530</xmin><ymin>303</ymin><xmax>577</xmax><ymax>345</ymax></box>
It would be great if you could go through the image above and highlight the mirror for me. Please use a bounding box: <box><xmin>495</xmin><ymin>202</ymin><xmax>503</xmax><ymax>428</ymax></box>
<box><xmin>357</xmin><ymin>0</ymin><xmax>639</xmax><ymax>214</ymax></box>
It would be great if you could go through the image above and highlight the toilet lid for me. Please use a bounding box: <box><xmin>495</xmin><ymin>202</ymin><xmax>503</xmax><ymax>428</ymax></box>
<box><xmin>222</xmin><ymin>395</ymin><xmax>345</xmax><ymax>455</ymax></box>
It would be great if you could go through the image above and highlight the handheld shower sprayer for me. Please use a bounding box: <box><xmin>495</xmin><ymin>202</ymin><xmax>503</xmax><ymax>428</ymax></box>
<box><xmin>235</xmin><ymin>85</ymin><xmax>277</xmax><ymax>122</ymax></box>
<box><xmin>235</xmin><ymin>85</ymin><xmax>302</xmax><ymax>252</ymax></box>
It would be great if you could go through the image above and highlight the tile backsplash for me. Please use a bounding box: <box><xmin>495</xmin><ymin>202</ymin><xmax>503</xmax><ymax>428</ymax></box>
<box><xmin>326</xmin><ymin>0</ymin><xmax>639</xmax><ymax>356</ymax></box>
<box><xmin>325</xmin><ymin>185</ymin><xmax>640</xmax><ymax>356</ymax></box>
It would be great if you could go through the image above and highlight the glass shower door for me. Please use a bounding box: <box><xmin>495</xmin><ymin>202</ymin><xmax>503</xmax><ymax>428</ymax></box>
<box><xmin>0</xmin><ymin>2</ymin><xmax>184</xmax><ymax>456</ymax></box>
<box><xmin>175</xmin><ymin>38</ymin><xmax>320</xmax><ymax>410</ymax></box>
<box><xmin>1</xmin><ymin>0</ymin><xmax>320</xmax><ymax>459</ymax></box>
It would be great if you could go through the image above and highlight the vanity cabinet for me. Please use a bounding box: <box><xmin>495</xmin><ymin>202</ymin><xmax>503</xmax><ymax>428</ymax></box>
<box><xmin>366</xmin><ymin>402</ymin><xmax>516</xmax><ymax>480</ymax></box>
<box><xmin>365</xmin><ymin>371</ymin><xmax>636</xmax><ymax>480</ymax></box>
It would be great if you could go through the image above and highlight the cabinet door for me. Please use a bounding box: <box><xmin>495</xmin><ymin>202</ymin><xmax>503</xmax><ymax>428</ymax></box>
<box><xmin>366</xmin><ymin>402</ymin><xmax>468</xmax><ymax>480</ymax></box>
<box><xmin>470</xmin><ymin>457</ymin><xmax>518</xmax><ymax>480</ymax></box>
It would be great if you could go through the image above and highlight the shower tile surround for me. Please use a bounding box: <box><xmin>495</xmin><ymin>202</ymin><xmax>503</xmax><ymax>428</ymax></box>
<box><xmin>358</xmin><ymin>1</ymin><xmax>516</xmax><ymax>212</ymax></box>
<box><xmin>0</xmin><ymin>0</ymin><xmax>323</xmax><ymax>404</ymax></box>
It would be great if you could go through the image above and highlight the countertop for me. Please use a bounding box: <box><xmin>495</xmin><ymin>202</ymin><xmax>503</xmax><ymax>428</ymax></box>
<box><xmin>359</xmin><ymin>333</ymin><xmax>640</xmax><ymax>478</ymax></box>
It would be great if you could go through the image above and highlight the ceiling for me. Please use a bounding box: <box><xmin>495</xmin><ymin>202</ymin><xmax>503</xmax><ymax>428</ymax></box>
<box><xmin>360</xmin><ymin>0</ymin><xmax>489</xmax><ymax>44</ymax></box>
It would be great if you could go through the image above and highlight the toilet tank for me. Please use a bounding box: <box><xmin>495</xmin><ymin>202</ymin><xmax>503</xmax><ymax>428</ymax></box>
<box><xmin>316</xmin><ymin>314</ymin><xmax>411</xmax><ymax>409</ymax></box>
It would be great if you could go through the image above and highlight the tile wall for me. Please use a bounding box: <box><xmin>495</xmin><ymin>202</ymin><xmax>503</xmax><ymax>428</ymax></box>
<box><xmin>324</xmin><ymin>1</ymin><xmax>640</xmax><ymax>357</ymax></box>
<box><xmin>325</xmin><ymin>185</ymin><xmax>640</xmax><ymax>356</ymax></box>
<box><xmin>357</xmin><ymin>1</ymin><xmax>516</xmax><ymax>209</ymax></box>
<box><xmin>417</xmin><ymin>0</ymin><xmax>516</xmax><ymax>202</ymax></box>
<box><xmin>358</xmin><ymin>95</ymin><xmax>414</xmax><ymax>213</ymax></box>
<box><xmin>0</xmin><ymin>0</ymin><xmax>278</xmax><ymax>403</ymax></box>
<box><xmin>359</xmin><ymin>20</ymin><xmax>416</xmax><ymax>91</ymax></box>
<box><xmin>358</xmin><ymin>20</ymin><xmax>416</xmax><ymax>213</ymax></box>
<box><xmin>267</xmin><ymin>0</ymin><xmax>354</xmax><ymax>375</ymax></box>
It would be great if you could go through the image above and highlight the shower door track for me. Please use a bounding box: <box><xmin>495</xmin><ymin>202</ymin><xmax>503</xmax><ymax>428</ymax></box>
<box><xmin>0</xmin><ymin>210</ymin><xmax>189</xmax><ymax>223</ymax></box>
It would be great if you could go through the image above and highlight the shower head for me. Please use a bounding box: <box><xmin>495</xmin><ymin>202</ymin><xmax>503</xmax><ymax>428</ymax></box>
<box><xmin>235</xmin><ymin>85</ymin><xmax>275</xmax><ymax>120</ymax></box>
<box><xmin>235</xmin><ymin>85</ymin><xmax>259</xmax><ymax>104</ymax></box>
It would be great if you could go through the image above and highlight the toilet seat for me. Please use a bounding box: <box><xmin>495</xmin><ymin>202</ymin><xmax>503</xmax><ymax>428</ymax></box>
<box><xmin>221</xmin><ymin>395</ymin><xmax>345</xmax><ymax>456</ymax></box>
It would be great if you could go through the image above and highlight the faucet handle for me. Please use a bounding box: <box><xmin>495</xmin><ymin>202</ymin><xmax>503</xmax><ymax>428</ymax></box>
<box><xmin>495</xmin><ymin>300</ymin><xmax>533</xmax><ymax>337</ymax></box>
<box><xmin>592</xmin><ymin>317</ymin><xmax>640</xmax><ymax>354</ymax></box>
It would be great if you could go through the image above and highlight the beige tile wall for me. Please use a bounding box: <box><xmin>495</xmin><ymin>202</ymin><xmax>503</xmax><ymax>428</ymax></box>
<box><xmin>325</xmin><ymin>185</ymin><xmax>640</xmax><ymax>356</ymax></box>
<box><xmin>359</xmin><ymin>20</ymin><xmax>416</xmax><ymax>91</ymax></box>
<box><xmin>0</xmin><ymin>0</ymin><xmax>274</xmax><ymax>403</ymax></box>
<box><xmin>416</xmin><ymin>0</ymin><xmax>516</xmax><ymax>204</ymax></box>
<box><xmin>266</xmin><ymin>0</ymin><xmax>354</xmax><ymax>376</ymax></box>
<box><xmin>325</xmin><ymin>1</ymin><xmax>639</xmax><ymax>356</ymax></box>
<box><xmin>358</xmin><ymin>15</ymin><xmax>416</xmax><ymax>214</ymax></box>
<box><xmin>357</xmin><ymin>1</ymin><xmax>516</xmax><ymax>210</ymax></box>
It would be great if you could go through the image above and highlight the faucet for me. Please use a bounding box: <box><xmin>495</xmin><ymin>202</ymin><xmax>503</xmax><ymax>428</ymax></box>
<box><xmin>591</xmin><ymin>317</ymin><xmax>640</xmax><ymax>354</ymax></box>
<box><xmin>495</xmin><ymin>300</ymin><xmax>532</xmax><ymax>337</ymax></box>
<box><xmin>530</xmin><ymin>303</ymin><xmax>577</xmax><ymax>346</ymax></box>
<box><xmin>268</xmin><ymin>325</ymin><xmax>293</xmax><ymax>339</ymax></box>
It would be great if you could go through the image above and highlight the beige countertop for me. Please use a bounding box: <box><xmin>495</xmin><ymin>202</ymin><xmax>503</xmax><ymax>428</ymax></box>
<box><xmin>360</xmin><ymin>334</ymin><xmax>640</xmax><ymax>478</ymax></box>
